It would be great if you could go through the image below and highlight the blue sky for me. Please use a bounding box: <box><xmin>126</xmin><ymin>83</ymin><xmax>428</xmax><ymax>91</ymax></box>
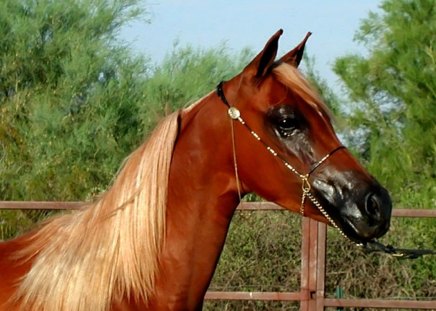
<box><xmin>120</xmin><ymin>0</ymin><xmax>382</xmax><ymax>89</ymax></box>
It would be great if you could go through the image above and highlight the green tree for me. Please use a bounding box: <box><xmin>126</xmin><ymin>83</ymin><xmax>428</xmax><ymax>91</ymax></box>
<box><xmin>0</xmin><ymin>0</ymin><xmax>152</xmax><ymax>238</ymax></box>
<box><xmin>334</xmin><ymin>0</ymin><xmax>435</xmax><ymax>208</ymax></box>
<box><xmin>0</xmin><ymin>0</ymin><xmax>149</xmax><ymax>202</ymax></box>
<box><xmin>333</xmin><ymin>2</ymin><xmax>435</xmax><ymax>297</ymax></box>
<box><xmin>142</xmin><ymin>43</ymin><xmax>251</xmax><ymax>113</ymax></box>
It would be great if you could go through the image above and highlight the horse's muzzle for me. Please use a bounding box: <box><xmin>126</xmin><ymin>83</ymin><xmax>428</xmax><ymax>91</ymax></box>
<box><xmin>312</xmin><ymin>171</ymin><xmax>392</xmax><ymax>243</ymax></box>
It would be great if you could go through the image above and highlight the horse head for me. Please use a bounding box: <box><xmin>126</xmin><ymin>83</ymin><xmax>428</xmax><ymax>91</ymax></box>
<box><xmin>218</xmin><ymin>29</ymin><xmax>392</xmax><ymax>244</ymax></box>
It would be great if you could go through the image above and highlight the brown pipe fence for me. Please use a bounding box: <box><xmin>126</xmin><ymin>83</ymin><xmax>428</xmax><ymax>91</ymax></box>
<box><xmin>1</xmin><ymin>201</ymin><xmax>435</xmax><ymax>310</ymax></box>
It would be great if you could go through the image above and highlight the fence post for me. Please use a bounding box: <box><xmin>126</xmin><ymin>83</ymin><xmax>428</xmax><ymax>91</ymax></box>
<box><xmin>316</xmin><ymin>221</ymin><xmax>327</xmax><ymax>311</ymax></box>
<box><xmin>300</xmin><ymin>218</ymin><xmax>327</xmax><ymax>311</ymax></box>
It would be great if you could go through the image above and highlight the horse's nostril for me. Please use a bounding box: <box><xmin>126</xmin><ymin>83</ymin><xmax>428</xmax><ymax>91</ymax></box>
<box><xmin>365</xmin><ymin>193</ymin><xmax>381</xmax><ymax>220</ymax></box>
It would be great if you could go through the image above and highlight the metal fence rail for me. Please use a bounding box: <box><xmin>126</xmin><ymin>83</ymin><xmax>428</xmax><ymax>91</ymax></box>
<box><xmin>1</xmin><ymin>201</ymin><xmax>435</xmax><ymax>310</ymax></box>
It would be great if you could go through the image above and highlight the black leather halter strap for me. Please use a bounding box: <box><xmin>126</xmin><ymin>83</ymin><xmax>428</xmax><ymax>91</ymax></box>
<box><xmin>216</xmin><ymin>82</ymin><xmax>229</xmax><ymax>107</ymax></box>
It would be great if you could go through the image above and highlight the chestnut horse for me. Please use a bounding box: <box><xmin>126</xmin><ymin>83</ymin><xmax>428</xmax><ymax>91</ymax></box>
<box><xmin>0</xmin><ymin>30</ymin><xmax>392</xmax><ymax>311</ymax></box>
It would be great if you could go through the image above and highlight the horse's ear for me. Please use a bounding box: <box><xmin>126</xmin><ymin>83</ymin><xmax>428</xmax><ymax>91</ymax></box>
<box><xmin>244</xmin><ymin>29</ymin><xmax>283</xmax><ymax>78</ymax></box>
<box><xmin>279</xmin><ymin>32</ymin><xmax>312</xmax><ymax>67</ymax></box>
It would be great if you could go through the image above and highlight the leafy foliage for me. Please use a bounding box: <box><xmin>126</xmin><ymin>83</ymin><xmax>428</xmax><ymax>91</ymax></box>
<box><xmin>0</xmin><ymin>0</ymin><xmax>148</xmax><ymax>202</ymax></box>
<box><xmin>329</xmin><ymin>0</ymin><xmax>436</xmax><ymax>304</ymax></box>
<box><xmin>139</xmin><ymin>43</ymin><xmax>252</xmax><ymax>132</ymax></box>
<box><xmin>333</xmin><ymin>0</ymin><xmax>435</xmax><ymax>208</ymax></box>
<box><xmin>0</xmin><ymin>0</ymin><xmax>151</xmax><ymax>238</ymax></box>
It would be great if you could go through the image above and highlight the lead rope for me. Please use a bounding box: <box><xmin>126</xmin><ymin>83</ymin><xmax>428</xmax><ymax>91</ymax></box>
<box><xmin>218</xmin><ymin>82</ymin><xmax>436</xmax><ymax>259</ymax></box>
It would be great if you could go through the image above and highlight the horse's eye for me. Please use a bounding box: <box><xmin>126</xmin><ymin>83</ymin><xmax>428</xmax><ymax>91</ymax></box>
<box><xmin>277</xmin><ymin>117</ymin><xmax>296</xmax><ymax>137</ymax></box>
<box><xmin>267</xmin><ymin>104</ymin><xmax>301</xmax><ymax>138</ymax></box>
<box><xmin>278</xmin><ymin>117</ymin><xmax>295</xmax><ymax>130</ymax></box>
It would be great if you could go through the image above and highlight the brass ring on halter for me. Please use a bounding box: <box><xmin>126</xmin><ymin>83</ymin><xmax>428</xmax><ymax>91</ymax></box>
<box><xmin>301</xmin><ymin>174</ymin><xmax>311</xmax><ymax>194</ymax></box>
<box><xmin>300</xmin><ymin>174</ymin><xmax>311</xmax><ymax>216</ymax></box>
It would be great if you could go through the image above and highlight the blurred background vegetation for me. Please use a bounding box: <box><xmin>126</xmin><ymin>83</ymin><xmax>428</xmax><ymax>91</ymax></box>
<box><xmin>0</xmin><ymin>0</ymin><xmax>434</xmax><ymax>309</ymax></box>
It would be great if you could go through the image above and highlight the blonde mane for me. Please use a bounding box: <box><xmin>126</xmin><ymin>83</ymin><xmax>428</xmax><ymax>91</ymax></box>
<box><xmin>273</xmin><ymin>63</ymin><xmax>332</xmax><ymax>119</ymax></box>
<box><xmin>14</xmin><ymin>111</ymin><xmax>180</xmax><ymax>311</ymax></box>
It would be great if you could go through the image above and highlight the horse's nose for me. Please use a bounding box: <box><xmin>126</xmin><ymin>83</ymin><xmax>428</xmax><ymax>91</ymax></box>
<box><xmin>365</xmin><ymin>192</ymin><xmax>382</xmax><ymax>223</ymax></box>
<box><xmin>359</xmin><ymin>186</ymin><xmax>392</xmax><ymax>239</ymax></box>
<box><xmin>311</xmin><ymin>170</ymin><xmax>392</xmax><ymax>242</ymax></box>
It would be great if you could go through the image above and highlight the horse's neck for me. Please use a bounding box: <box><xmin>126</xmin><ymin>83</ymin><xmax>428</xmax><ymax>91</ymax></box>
<box><xmin>150</xmin><ymin>96</ymin><xmax>240</xmax><ymax>309</ymax></box>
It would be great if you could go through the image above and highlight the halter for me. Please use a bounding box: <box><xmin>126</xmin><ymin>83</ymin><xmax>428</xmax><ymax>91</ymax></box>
<box><xmin>216</xmin><ymin>82</ymin><xmax>349</xmax><ymax>241</ymax></box>
<box><xmin>216</xmin><ymin>81</ymin><xmax>436</xmax><ymax>259</ymax></box>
